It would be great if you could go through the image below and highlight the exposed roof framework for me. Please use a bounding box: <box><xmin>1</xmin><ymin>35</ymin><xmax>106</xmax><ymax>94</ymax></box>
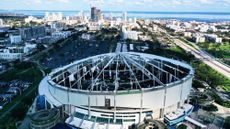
<box><xmin>50</xmin><ymin>53</ymin><xmax>191</xmax><ymax>92</ymax></box>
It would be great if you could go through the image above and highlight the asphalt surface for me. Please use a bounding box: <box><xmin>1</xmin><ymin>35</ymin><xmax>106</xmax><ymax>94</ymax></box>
<box><xmin>173</xmin><ymin>39</ymin><xmax>230</xmax><ymax>80</ymax></box>
<box><xmin>41</xmin><ymin>39</ymin><xmax>116</xmax><ymax>69</ymax></box>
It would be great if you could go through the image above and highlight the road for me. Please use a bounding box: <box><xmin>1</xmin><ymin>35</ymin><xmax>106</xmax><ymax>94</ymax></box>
<box><xmin>173</xmin><ymin>38</ymin><xmax>230</xmax><ymax>79</ymax></box>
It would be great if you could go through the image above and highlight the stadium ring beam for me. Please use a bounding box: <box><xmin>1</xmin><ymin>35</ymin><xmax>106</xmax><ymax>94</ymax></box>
<box><xmin>39</xmin><ymin>52</ymin><xmax>194</xmax><ymax>129</ymax></box>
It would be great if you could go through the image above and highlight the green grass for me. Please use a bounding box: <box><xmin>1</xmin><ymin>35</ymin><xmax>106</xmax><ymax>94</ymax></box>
<box><xmin>198</xmin><ymin>42</ymin><xmax>230</xmax><ymax>58</ymax></box>
<box><xmin>221</xmin><ymin>85</ymin><xmax>230</xmax><ymax>92</ymax></box>
<box><xmin>179</xmin><ymin>37</ymin><xmax>199</xmax><ymax>50</ymax></box>
<box><xmin>192</xmin><ymin>62</ymin><xmax>230</xmax><ymax>88</ymax></box>
<box><xmin>224</xmin><ymin>116</ymin><xmax>230</xmax><ymax>129</ymax></box>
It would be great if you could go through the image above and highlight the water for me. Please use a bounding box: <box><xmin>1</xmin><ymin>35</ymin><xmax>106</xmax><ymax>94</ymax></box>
<box><xmin>1</xmin><ymin>10</ymin><xmax>230</xmax><ymax>22</ymax></box>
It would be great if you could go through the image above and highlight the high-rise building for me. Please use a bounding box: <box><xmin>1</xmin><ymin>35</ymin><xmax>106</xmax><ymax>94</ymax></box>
<box><xmin>91</xmin><ymin>7</ymin><xmax>101</xmax><ymax>22</ymax></box>
<box><xmin>45</xmin><ymin>12</ymin><xmax>50</xmax><ymax>20</ymax></box>
<box><xmin>109</xmin><ymin>13</ymin><xmax>113</xmax><ymax>21</ymax></box>
<box><xmin>123</xmin><ymin>12</ymin><xmax>127</xmax><ymax>22</ymax></box>
<box><xmin>19</xmin><ymin>26</ymin><xmax>46</xmax><ymax>40</ymax></box>
<box><xmin>91</xmin><ymin>7</ymin><xmax>97</xmax><ymax>21</ymax></box>
<box><xmin>0</xmin><ymin>19</ymin><xmax>3</xmax><ymax>26</ymax></box>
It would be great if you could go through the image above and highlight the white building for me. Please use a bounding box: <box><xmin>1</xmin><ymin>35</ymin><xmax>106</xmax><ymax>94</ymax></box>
<box><xmin>123</xmin><ymin>12</ymin><xmax>127</xmax><ymax>23</ymax></box>
<box><xmin>122</xmin><ymin>26</ymin><xmax>139</xmax><ymax>40</ymax></box>
<box><xmin>192</xmin><ymin>33</ymin><xmax>205</xmax><ymax>43</ymax></box>
<box><xmin>0</xmin><ymin>47</ymin><xmax>23</xmax><ymax>60</ymax></box>
<box><xmin>25</xmin><ymin>16</ymin><xmax>43</xmax><ymax>23</ymax></box>
<box><xmin>166</xmin><ymin>24</ymin><xmax>184</xmax><ymax>32</ymax></box>
<box><xmin>81</xmin><ymin>33</ymin><xmax>93</xmax><ymax>40</ymax></box>
<box><xmin>205</xmin><ymin>34</ymin><xmax>222</xmax><ymax>43</ymax></box>
<box><xmin>52</xmin><ymin>31</ymin><xmax>71</xmax><ymax>39</ymax></box>
<box><xmin>0</xmin><ymin>19</ymin><xmax>3</xmax><ymax>26</ymax></box>
<box><xmin>88</xmin><ymin>22</ymin><xmax>102</xmax><ymax>31</ymax></box>
<box><xmin>24</xmin><ymin>43</ymin><xmax>37</xmax><ymax>54</ymax></box>
<box><xmin>10</xmin><ymin>34</ymin><xmax>22</xmax><ymax>44</ymax></box>
<box><xmin>123</xmin><ymin>31</ymin><xmax>138</xmax><ymax>40</ymax></box>
<box><xmin>45</xmin><ymin>12</ymin><xmax>63</xmax><ymax>21</ymax></box>
<box><xmin>198</xmin><ymin>25</ymin><xmax>209</xmax><ymax>32</ymax></box>
<box><xmin>209</xmin><ymin>26</ymin><xmax>218</xmax><ymax>32</ymax></box>
<box><xmin>184</xmin><ymin>32</ymin><xmax>192</xmax><ymax>38</ymax></box>
<box><xmin>152</xmin><ymin>25</ymin><xmax>158</xmax><ymax>32</ymax></box>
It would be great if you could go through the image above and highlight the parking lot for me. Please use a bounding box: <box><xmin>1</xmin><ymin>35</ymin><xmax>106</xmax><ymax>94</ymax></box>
<box><xmin>41</xmin><ymin>39</ymin><xmax>116</xmax><ymax>69</ymax></box>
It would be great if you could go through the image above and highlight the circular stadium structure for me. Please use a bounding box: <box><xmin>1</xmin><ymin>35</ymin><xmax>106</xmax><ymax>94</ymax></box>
<box><xmin>30</xmin><ymin>108</ymin><xmax>60</xmax><ymax>129</ymax></box>
<box><xmin>39</xmin><ymin>52</ymin><xmax>194</xmax><ymax>129</ymax></box>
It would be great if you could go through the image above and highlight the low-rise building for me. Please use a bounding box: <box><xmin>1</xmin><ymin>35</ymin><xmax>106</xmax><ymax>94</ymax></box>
<box><xmin>205</xmin><ymin>34</ymin><xmax>222</xmax><ymax>43</ymax></box>
<box><xmin>123</xmin><ymin>30</ymin><xmax>138</xmax><ymax>40</ymax></box>
<box><xmin>81</xmin><ymin>33</ymin><xmax>94</xmax><ymax>40</ymax></box>
<box><xmin>0</xmin><ymin>47</ymin><xmax>23</xmax><ymax>60</ymax></box>
<box><xmin>198</xmin><ymin>25</ymin><xmax>209</xmax><ymax>32</ymax></box>
<box><xmin>88</xmin><ymin>22</ymin><xmax>102</xmax><ymax>31</ymax></box>
<box><xmin>19</xmin><ymin>26</ymin><xmax>46</xmax><ymax>40</ymax></box>
<box><xmin>24</xmin><ymin>43</ymin><xmax>37</xmax><ymax>54</ymax></box>
<box><xmin>52</xmin><ymin>31</ymin><xmax>71</xmax><ymax>39</ymax></box>
<box><xmin>9</xmin><ymin>34</ymin><xmax>22</xmax><ymax>44</ymax></box>
<box><xmin>122</xmin><ymin>26</ymin><xmax>139</xmax><ymax>40</ymax></box>
<box><xmin>184</xmin><ymin>32</ymin><xmax>192</xmax><ymax>38</ymax></box>
<box><xmin>192</xmin><ymin>33</ymin><xmax>205</xmax><ymax>43</ymax></box>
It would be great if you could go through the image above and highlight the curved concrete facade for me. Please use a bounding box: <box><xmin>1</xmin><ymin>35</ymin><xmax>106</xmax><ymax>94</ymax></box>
<box><xmin>39</xmin><ymin>52</ymin><xmax>194</xmax><ymax>129</ymax></box>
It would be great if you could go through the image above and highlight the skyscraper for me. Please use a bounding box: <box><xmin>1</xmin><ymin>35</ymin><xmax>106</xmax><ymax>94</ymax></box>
<box><xmin>123</xmin><ymin>12</ymin><xmax>127</xmax><ymax>22</ymax></box>
<box><xmin>91</xmin><ymin>7</ymin><xmax>97</xmax><ymax>21</ymax></box>
<box><xmin>91</xmin><ymin>7</ymin><xmax>101</xmax><ymax>22</ymax></box>
<box><xmin>0</xmin><ymin>19</ymin><xmax>3</xmax><ymax>26</ymax></box>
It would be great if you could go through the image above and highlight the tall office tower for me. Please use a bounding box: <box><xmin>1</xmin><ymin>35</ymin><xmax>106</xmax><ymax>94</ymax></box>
<box><xmin>0</xmin><ymin>19</ymin><xmax>3</xmax><ymax>26</ymax></box>
<box><xmin>79</xmin><ymin>10</ymin><xmax>84</xmax><ymax>21</ymax></box>
<box><xmin>45</xmin><ymin>12</ymin><xmax>50</xmax><ymax>20</ymax></box>
<box><xmin>109</xmin><ymin>13</ymin><xmax>113</xmax><ymax>21</ymax></box>
<box><xmin>97</xmin><ymin>9</ymin><xmax>102</xmax><ymax>20</ymax></box>
<box><xmin>57</xmin><ymin>12</ymin><xmax>63</xmax><ymax>21</ymax></box>
<box><xmin>123</xmin><ymin>12</ymin><xmax>127</xmax><ymax>22</ymax></box>
<box><xmin>91</xmin><ymin>7</ymin><xmax>97</xmax><ymax>21</ymax></box>
<box><xmin>91</xmin><ymin>7</ymin><xmax>101</xmax><ymax>22</ymax></box>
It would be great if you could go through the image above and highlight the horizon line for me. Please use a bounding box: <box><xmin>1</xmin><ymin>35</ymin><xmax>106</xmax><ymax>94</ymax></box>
<box><xmin>1</xmin><ymin>9</ymin><xmax>230</xmax><ymax>14</ymax></box>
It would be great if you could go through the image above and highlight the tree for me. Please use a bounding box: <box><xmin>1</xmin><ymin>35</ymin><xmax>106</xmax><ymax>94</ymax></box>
<box><xmin>177</xmin><ymin>124</ymin><xmax>187</xmax><ymax>129</ymax></box>
<box><xmin>224</xmin><ymin>116</ymin><xmax>230</xmax><ymax>129</ymax></box>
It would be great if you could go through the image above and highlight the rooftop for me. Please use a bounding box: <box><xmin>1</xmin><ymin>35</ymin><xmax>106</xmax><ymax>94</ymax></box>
<box><xmin>48</xmin><ymin>52</ymin><xmax>194</xmax><ymax>92</ymax></box>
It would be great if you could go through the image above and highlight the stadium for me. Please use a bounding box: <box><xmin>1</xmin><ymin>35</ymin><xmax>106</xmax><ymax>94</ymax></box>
<box><xmin>38</xmin><ymin>52</ymin><xmax>194</xmax><ymax>129</ymax></box>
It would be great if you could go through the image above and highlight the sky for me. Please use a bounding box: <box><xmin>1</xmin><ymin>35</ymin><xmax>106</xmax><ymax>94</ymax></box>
<box><xmin>0</xmin><ymin>0</ymin><xmax>230</xmax><ymax>12</ymax></box>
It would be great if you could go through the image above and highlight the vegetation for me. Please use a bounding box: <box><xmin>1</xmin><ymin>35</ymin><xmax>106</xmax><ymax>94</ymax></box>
<box><xmin>142</xmin><ymin>40</ymin><xmax>230</xmax><ymax>108</ymax></box>
<box><xmin>198</xmin><ymin>42</ymin><xmax>230</xmax><ymax>58</ymax></box>
<box><xmin>209</xmin><ymin>92</ymin><xmax>230</xmax><ymax>108</ymax></box>
<box><xmin>0</xmin><ymin>62</ymin><xmax>43</xmax><ymax>129</ymax></box>
<box><xmin>192</xmin><ymin>62</ymin><xmax>230</xmax><ymax>88</ymax></box>
<box><xmin>192</xmin><ymin>80</ymin><xmax>205</xmax><ymax>89</ymax></box>
<box><xmin>0</xmin><ymin>62</ymin><xmax>39</xmax><ymax>82</ymax></box>
<box><xmin>202</xmin><ymin>104</ymin><xmax>218</xmax><ymax>112</ymax></box>
<box><xmin>224</xmin><ymin>116</ymin><xmax>230</xmax><ymax>129</ymax></box>
<box><xmin>177</xmin><ymin>124</ymin><xmax>187</xmax><ymax>129</ymax></box>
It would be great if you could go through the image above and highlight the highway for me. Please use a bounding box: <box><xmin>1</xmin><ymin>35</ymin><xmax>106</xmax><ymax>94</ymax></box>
<box><xmin>173</xmin><ymin>38</ymin><xmax>230</xmax><ymax>79</ymax></box>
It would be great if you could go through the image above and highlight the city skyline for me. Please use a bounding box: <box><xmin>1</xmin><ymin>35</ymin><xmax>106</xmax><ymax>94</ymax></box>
<box><xmin>0</xmin><ymin>0</ymin><xmax>230</xmax><ymax>12</ymax></box>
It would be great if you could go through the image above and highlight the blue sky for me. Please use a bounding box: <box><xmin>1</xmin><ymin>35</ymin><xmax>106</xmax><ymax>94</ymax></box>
<box><xmin>0</xmin><ymin>0</ymin><xmax>230</xmax><ymax>12</ymax></box>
